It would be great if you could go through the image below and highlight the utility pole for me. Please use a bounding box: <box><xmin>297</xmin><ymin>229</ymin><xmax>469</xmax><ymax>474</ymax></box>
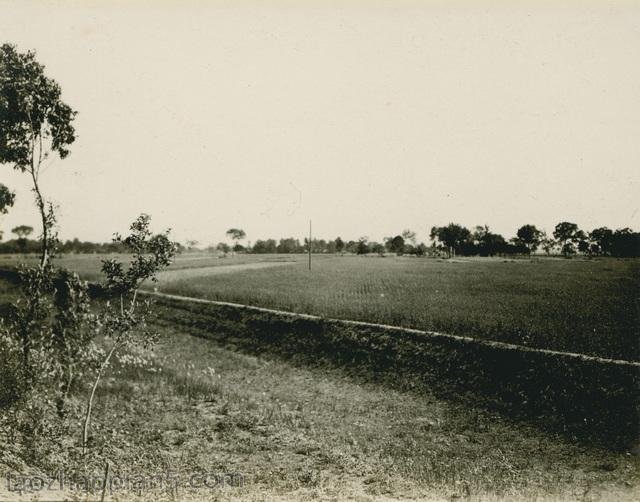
<box><xmin>308</xmin><ymin>220</ymin><xmax>312</xmax><ymax>270</ymax></box>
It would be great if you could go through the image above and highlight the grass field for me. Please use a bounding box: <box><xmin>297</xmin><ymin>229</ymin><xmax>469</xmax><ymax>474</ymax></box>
<box><xmin>1</xmin><ymin>278</ymin><xmax>638</xmax><ymax>501</ymax></box>
<box><xmin>160</xmin><ymin>255</ymin><xmax>638</xmax><ymax>361</ymax></box>
<box><xmin>1</xmin><ymin>253</ymin><xmax>638</xmax><ymax>361</ymax></box>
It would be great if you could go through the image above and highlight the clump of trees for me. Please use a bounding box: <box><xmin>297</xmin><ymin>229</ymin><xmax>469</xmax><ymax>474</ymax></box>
<box><xmin>516</xmin><ymin>224</ymin><xmax>544</xmax><ymax>254</ymax></box>
<box><xmin>582</xmin><ymin>226</ymin><xmax>639</xmax><ymax>258</ymax></box>
<box><xmin>386</xmin><ymin>235</ymin><xmax>406</xmax><ymax>255</ymax></box>
<box><xmin>252</xmin><ymin>238</ymin><xmax>277</xmax><ymax>254</ymax></box>
<box><xmin>430</xmin><ymin>224</ymin><xmax>472</xmax><ymax>257</ymax></box>
<box><xmin>428</xmin><ymin>222</ymin><xmax>639</xmax><ymax>258</ymax></box>
<box><xmin>552</xmin><ymin>222</ymin><xmax>584</xmax><ymax>257</ymax></box>
<box><xmin>226</xmin><ymin>228</ymin><xmax>246</xmax><ymax>252</ymax></box>
<box><xmin>11</xmin><ymin>225</ymin><xmax>33</xmax><ymax>253</ymax></box>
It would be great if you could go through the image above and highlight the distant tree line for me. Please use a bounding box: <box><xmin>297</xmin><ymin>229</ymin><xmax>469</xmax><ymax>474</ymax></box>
<box><xmin>428</xmin><ymin>222</ymin><xmax>640</xmax><ymax>258</ymax></box>
<box><xmin>213</xmin><ymin>223</ymin><xmax>639</xmax><ymax>258</ymax></box>
<box><xmin>1</xmin><ymin>222</ymin><xmax>638</xmax><ymax>258</ymax></box>
<box><xmin>0</xmin><ymin>237</ymin><xmax>128</xmax><ymax>254</ymax></box>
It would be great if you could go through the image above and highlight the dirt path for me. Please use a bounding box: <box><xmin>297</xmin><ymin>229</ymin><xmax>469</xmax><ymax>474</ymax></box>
<box><xmin>154</xmin><ymin>260</ymin><xmax>296</xmax><ymax>283</ymax></box>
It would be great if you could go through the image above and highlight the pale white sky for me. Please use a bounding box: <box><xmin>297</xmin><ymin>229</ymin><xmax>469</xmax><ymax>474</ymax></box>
<box><xmin>1</xmin><ymin>0</ymin><xmax>639</xmax><ymax>245</ymax></box>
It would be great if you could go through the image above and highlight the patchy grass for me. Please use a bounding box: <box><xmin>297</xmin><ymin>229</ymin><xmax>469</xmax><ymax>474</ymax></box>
<box><xmin>149</xmin><ymin>297</ymin><xmax>640</xmax><ymax>449</ymax></box>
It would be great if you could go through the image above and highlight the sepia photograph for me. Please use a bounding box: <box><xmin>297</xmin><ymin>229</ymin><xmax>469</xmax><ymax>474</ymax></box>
<box><xmin>0</xmin><ymin>1</ymin><xmax>639</xmax><ymax>500</ymax></box>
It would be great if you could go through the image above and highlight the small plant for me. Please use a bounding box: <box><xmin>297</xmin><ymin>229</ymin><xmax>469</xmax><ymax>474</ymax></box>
<box><xmin>81</xmin><ymin>214</ymin><xmax>178</xmax><ymax>454</ymax></box>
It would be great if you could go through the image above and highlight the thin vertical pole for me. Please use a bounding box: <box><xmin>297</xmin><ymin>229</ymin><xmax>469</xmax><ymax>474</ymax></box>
<box><xmin>308</xmin><ymin>220</ymin><xmax>312</xmax><ymax>270</ymax></box>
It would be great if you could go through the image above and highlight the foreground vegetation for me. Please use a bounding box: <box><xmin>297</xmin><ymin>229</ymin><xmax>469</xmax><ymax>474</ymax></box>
<box><xmin>1</xmin><ymin>278</ymin><xmax>638</xmax><ymax>501</ymax></box>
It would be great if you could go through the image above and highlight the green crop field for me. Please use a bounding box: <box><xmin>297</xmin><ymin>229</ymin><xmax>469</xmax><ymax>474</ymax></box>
<box><xmin>1</xmin><ymin>253</ymin><xmax>637</xmax><ymax>361</ymax></box>
<box><xmin>160</xmin><ymin>255</ymin><xmax>639</xmax><ymax>362</ymax></box>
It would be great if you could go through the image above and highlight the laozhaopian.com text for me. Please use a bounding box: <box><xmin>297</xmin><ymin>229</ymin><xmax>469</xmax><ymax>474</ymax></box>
<box><xmin>6</xmin><ymin>470</ymin><xmax>245</xmax><ymax>494</ymax></box>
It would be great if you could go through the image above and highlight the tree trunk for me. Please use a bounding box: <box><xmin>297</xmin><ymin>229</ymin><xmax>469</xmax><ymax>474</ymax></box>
<box><xmin>82</xmin><ymin>344</ymin><xmax>117</xmax><ymax>455</ymax></box>
<box><xmin>29</xmin><ymin>168</ymin><xmax>49</xmax><ymax>269</ymax></box>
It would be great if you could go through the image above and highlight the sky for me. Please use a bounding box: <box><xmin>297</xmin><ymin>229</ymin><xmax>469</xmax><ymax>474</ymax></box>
<box><xmin>1</xmin><ymin>0</ymin><xmax>639</xmax><ymax>246</ymax></box>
